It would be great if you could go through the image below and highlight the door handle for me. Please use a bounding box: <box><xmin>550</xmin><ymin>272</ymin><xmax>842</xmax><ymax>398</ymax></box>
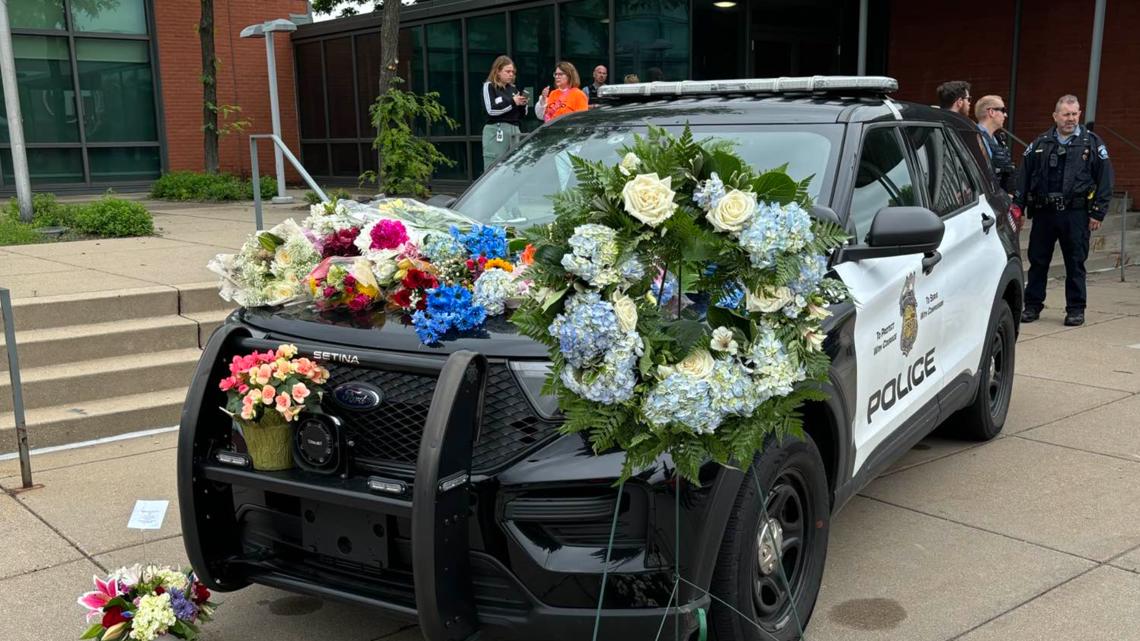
<box><xmin>922</xmin><ymin>250</ymin><xmax>942</xmax><ymax>275</ymax></box>
<box><xmin>981</xmin><ymin>213</ymin><xmax>996</xmax><ymax>234</ymax></box>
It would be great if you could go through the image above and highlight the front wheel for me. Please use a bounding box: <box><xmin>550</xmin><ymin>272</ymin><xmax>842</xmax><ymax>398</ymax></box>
<box><xmin>948</xmin><ymin>301</ymin><xmax>1015</xmax><ymax>441</ymax></box>
<box><xmin>709</xmin><ymin>435</ymin><xmax>830</xmax><ymax>641</ymax></box>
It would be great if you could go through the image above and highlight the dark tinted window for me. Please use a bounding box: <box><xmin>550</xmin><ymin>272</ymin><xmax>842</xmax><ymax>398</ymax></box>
<box><xmin>906</xmin><ymin>126</ymin><xmax>976</xmax><ymax>216</ymax></box>
<box><xmin>850</xmin><ymin>127</ymin><xmax>917</xmax><ymax>243</ymax></box>
<box><xmin>325</xmin><ymin>37</ymin><xmax>357</xmax><ymax>139</ymax></box>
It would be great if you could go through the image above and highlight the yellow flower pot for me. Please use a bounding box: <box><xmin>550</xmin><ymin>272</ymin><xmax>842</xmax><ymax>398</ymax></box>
<box><xmin>236</xmin><ymin>412</ymin><xmax>294</xmax><ymax>471</ymax></box>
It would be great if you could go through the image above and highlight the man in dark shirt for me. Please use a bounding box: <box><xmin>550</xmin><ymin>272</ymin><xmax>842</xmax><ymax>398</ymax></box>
<box><xmin>937</xmin><ymin>80</ymin><xmax>972</xmax><ymax>118</ymax></box>
<box><xmin>583</xmin><ymin>65</ymin><xmax>608</xmax><ymax>103</ymax></box>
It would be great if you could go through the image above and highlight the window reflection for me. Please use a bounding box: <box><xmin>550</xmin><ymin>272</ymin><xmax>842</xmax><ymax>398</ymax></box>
<box><xmin>615</xmin><ymin>0</ymin><xmax>689</xmax><ymax>82</ymax></box>
<box><xmin>425</xmin><ymin>20</ymin><xmax>464</xmax><ymax>136</ymax></box>
<box><xmin>511</xmin><ymin>7</ymin><xmax>555</xmax><ymax>134</ymax></box>
<box><xmin>77</xmin><ymin>39</ymin><xmax>157</xmax><ymax>143</ymax></box>
<box><xmin>71</xmin><ymin>0</ymin><xmax>147</xmax><ymax>35</ymax></box>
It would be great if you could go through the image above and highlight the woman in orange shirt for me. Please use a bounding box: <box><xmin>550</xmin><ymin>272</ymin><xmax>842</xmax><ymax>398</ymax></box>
<box><xmin>536</xmin><ymin>61</ymin><xmax>589</xmax><ymax>122</ymax></box>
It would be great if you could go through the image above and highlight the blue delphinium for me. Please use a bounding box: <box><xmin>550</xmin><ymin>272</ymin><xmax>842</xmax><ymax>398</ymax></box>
<box><xmin>738</xmin><ymin>201</ymin><xmax>815</xmax><ymax>268</ymax></box>
<box><xmin>561</xmin><ymin>224</ymin><xmax>621</xmax><ymax>288</ymax></box>
<box><xmin>693</xmin><ymin>172</ymin><xmax>726</xmax><ymax>211</ymax></box>
<box><xmin>413</xmin><ymin>284</ymin><xmax>488</xmax><ymax>344</ymax></box>
<box><xmin>450</xmin><ymin>224</ymin><xmax>508</xmax><ymax>260</ymax></box>
<box><xmin>548</xmin><ymin>291</ymin><xmax>620</xmax><ymax>368</ymax></box>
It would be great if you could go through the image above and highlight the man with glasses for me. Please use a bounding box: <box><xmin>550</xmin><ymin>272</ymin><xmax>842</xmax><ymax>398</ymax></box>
<box><xmin>937</xmin><ymin>80</ymin><xmax>972</xmax><ymax>118</ymax></box>
<box><xmin>975</xmin><ymin>95</ymin><xmax>1016</xmax><ymax>191</ymax></box>
<box><xmin>1015</xmin><ymin>95</ymin><xmax>1114</xmax><ymax>327</ymax></box>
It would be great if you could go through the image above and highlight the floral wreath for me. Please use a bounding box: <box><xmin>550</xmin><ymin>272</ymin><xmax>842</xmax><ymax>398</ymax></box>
<box><xmin>511</xmin><ymin>126</ymin><xmax>849</xmax><ymax>482</ymax></box>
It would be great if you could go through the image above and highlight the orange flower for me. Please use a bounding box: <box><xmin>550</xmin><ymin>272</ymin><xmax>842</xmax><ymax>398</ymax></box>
<box><xmin>483</xmin><ymin>258</ymin><xmax>514</xmax><ymax>272</ymax></box>
<box><xmin>520</xmin><ymin>244</ymin><xmax>536</xmax><ymax>266</ymax></box>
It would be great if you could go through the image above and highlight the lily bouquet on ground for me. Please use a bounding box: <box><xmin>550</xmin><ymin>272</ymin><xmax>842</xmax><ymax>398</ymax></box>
<box><xmin>78</xmin><ymin>565</ymin><xmax>216</xmax><ymax>641</ymax></box>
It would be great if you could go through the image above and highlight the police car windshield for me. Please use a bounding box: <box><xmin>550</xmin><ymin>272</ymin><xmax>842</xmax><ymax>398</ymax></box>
<box><xmin>454</xmin><ymin>124</ymin><xmax>840</xmax><ymax>227</ymax></box>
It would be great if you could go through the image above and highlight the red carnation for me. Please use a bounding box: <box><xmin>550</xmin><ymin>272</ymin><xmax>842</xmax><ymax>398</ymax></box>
<box><xmin>347</xmin><ymin>293</ymin><xmax>372</xmax><ymax>312</ymax></box>
<box><xmin>192</xmin><ymin>582</ymin><xmax>211</xmax><ymax>604</ymax></box>
<box><xmin>322</xmin><ymin>286</ymin><xmax>337</xmax><ymax>299</ymax></box>
<box><xmin>391</xmin><ymin>288</ymin><xmax>413</xmax><ymax>309</ymax></box>
<box><xmin>102</xmin><ymin>606</ymin><xmax>129</xmax><ymax>628</ymax></box>
<box><xmin>402</xmin><ymin>269</ymin><xmax>438</xmax><ymax>291</ymax></box>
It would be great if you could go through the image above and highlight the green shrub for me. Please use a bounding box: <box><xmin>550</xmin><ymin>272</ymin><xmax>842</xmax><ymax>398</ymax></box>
<box><xmin>150</xmin><ymin>171</ymin><xmax>277</xmax><ymax>201</ymax></box>
<box><xmin>73</xmin><ymin>196</ymin><xmax>154</xmax><ymax>237</ymax></box>
<box><xmin>0</xmin><ymin>218</ymin><xmax>43</xmax><ymax>245</ymax></box>
<box><xmin>3</xmin><ymin>193</ymin><xmax>78</xmax><ymax>228</ymax></box>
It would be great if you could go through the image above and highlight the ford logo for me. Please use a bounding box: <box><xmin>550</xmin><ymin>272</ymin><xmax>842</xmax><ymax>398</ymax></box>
<box><xmin>332</xmin><ymin>382</ymin><xmax>383</xmax><ymax>411</ymax></box>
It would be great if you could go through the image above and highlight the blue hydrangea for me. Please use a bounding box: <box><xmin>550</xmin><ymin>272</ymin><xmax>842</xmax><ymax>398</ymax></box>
<box><xmin>560</xmin><ymin>329</ymin><xmax>643</xmax><ymax>404</ymax></box>
<box><xmin>618</xmin><ymin>255</ymin><xmax>645</xmax><ymax>282</ymax></box>
<box><xmin>738</xmin><ymin>201</ymin><xmax>815</xmax><ymax>268</ymax></box>
<box><xmin>747</xmin><ymin>325</ymin><xmax>806</xmax><ymax>398</ymax></box>
<box><xmin>451</xmin><ymin>224</ymin><xmax>508</xmax><ymax>259</ymax></box>
<box><xmin>549</xmin><ymin>291</ymin><xmax>621</xmax><ymax>368</ymax></box>
<box><xmin>653</xmin><ymin>270</ymin><xmax>679</xmax><ymax>307</ymax></box>
<box><xmin>561</xmin><ymin>224</ymin><xmax>622</xmax><ymax>288</ymax></box>
<box><xmin>693</xmin><ymin>172</ymin><xmax>726</xmax><ymax>211</ymax></box>
<box><xmin>413</xmin><ymin>284</ymin><xmax>488</xmax><ymax>344</ymax></box>
<box><xmin>472</xmin><ymin>268</ymin><xmax>516</xmax><ymax>316</ymax></box>
<box><xmin>789</xmin><ymin>254</ymin><xmax>829</xmax><ymax>297</ymax></box>
<box><xmin>643</xmin><ymin>373</ymin><xmax>724</xmax><ymax>434</ymax></box>
<box><xmin>422</xmin><ymin>233</ymin><xmax>466</xmax><ymax>263</ymax></box>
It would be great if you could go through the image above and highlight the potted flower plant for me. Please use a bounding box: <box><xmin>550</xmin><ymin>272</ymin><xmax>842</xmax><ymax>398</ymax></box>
<box><xmin>218</xmin><ymin>343</ymin><xmax>330</xmax><ymax>470</ymax></box>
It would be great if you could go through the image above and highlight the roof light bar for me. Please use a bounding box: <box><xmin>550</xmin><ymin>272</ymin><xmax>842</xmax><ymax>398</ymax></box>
<box><xmin>597</xmin><ymin>76</ymin><xmax>898</xmax><ymax>99</ymax></box>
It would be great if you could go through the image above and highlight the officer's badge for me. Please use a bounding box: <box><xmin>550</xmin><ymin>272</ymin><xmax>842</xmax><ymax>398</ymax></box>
<box><xmin>899</xmin><ymin>272</ymin><xmax>918</xmax><ymax>358</ymax></box>
<box><xmin>1098</xmin><ymin>144</ymin><xmax>1109</xmax><ymax>159</ymax></box>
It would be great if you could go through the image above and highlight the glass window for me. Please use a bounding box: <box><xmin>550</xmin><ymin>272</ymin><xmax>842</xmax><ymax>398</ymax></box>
<box><xmin>432</xmin><ymin>141</ymin><xmax>468</xmax><ymax>181</ymax></box>
<box><xmin>455</xmin><ymin>124</ymin><xmax>839</xmax><ymax>227</ymax></box>
<box><xmin>615</xmin><ymin>0</ymin><xmax>689</xmax><ymax>84</ymax></box>
<box><xmin>850</xmin><ymin>127</ymin><xmax>917</xmax><ymax>242</ymax></box>
<box><xmin>2</xmin><ymin>147</ymin><xmax>84</xmax><ymax>184</ymax></box>
<box><xmin>356</xmin><ymin>32</ymin><xmax>381</xmax><ymax>137</ymax></box>
<box><xmin>330</xmin><ymin>143</ymin><xmax>360</xmax><ymax>177</ymax></box>
<box><xmin>511</xmin><ymin>7</ymin><xmax>554</xmax><ymax>134</ymax></box>
<box><xmin>425</xmin><ymin>21</ymin><xmax>464</xmax><ymax>136</ymax></box>
<box><xmin>10</xmin><ymin>36</ymin><xmax>79</xmax><ymax>144</ymax></box>
<box><xmin>296</xmin><ymin>42</ymin><xmax>326</xmax><ymax>139</ymax></box>
<box><xmin>10</xmin><ymin>0</ymin><xmax>65</xmax><ymax>30</ymax></box>
<box><xmin>71</xmin><ymin>0</ymin><xmax>147</xmax><ymax>34</ymax></box>
<box><xmin>560</xmin><ymin>0</ymin><xmax>609</xmax><ymax>92</ymax></box>
<box><xmin>76</xmin><ymin>39</ymin><xmax>157</xmax><ymax>142</ymax></box>
<box><xmin>466</xmin><ymin>13</ymin><xmax>506</xmax><ymax>134</ymax></box>
<box><xmin>302</xmin><ymin>143</ymin><xmax>330</xmax><ymax>177</ymax></box>
<box><xmin>906</xmin><ymin>126</ymin><xmax>977</xmax><ymax>217</ymax></box>
<box><xmin>324</xmin><ymin>37</ymin><xmax>357</xmax><ymax>139</ymax></box>
<box><xmin>87</xmin><ymin>146</ymin><xmax>160</xmax><ymax>182</ymax></box>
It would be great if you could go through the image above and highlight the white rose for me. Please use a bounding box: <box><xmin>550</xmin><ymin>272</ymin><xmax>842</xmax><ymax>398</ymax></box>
<box><xmin>706</xmin><ymin>189</ymin><xmax>756</xmax><ymax>234</ymax></box>
<box><xmin>611</xmin><ymin>292</ymin><xmax>639</xmax><ymax>333</ymax></box>
<box><xmin>274</xmin><ymin>246</ymin><xmax>294</xmax><ymax>269</ymax></box>
<box><xmin>621</xmin><ymin>173</ymin><xmax>677</xmax><ymax>227</ymax></box>
<box><xmin>710</xmin><ymin>326</ymin><xmax>739</xmax><ymax>355</ymax></box>
<box><xmin>674</xmin><ymin>349</ymin><xmax>715</xmax><ymax>380</ymax></box>
<box><xmin>619</xmin><ymin>152</ymin><xmax>641</xmax><ymax>176</ymax></box>
<box><xmin>746</xmin><ymin>286</ymin><xmax>795</xmax><ymax>314</ymax></box>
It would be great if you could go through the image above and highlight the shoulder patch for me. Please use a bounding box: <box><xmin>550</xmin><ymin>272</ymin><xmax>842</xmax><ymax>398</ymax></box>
<box><xmin>1098</xmin><ymin>144</ymin><xmax>1109</xmax><ymax>159</ymax></box>
<box><xmin>1023</xmin><ymin>142</ymin><xmax>1034</xmax><ymax>157</ymax></box>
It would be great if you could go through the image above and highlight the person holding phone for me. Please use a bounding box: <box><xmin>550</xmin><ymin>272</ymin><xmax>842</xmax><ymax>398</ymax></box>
<box><xmin>535</xmin><ymin>61</ymin><xmax>588</xmax><ymax>123</ymax></box>
<box><xmin>482</xmin><ymin>55</ymin><xmax>528</xmax><ymax>169</ymax></box>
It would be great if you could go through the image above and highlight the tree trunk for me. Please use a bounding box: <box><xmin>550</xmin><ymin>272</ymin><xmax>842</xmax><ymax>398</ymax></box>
<box><xmin>376</xmin><ymin>0</ymin><xmax>402</xmax><ymax>188</ymax></box>
<box><xmin>200</xmin><ymin>0</ymin><xmax>219</xmax><ymax>175</ymax></box>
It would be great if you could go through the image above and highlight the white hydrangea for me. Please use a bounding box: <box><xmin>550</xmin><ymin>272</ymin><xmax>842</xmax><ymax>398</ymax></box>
<box><xmin>129</xmin><ymin>593</ymin><xmax>176</xmax><ymax>641</ymax></box>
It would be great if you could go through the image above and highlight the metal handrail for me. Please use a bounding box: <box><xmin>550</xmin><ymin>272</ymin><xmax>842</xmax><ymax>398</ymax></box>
<box><xmin>1</xmin><ymin>287</ymin><xmax>32</xmax><ymax>489</ymax></box>
<box><xmin>249</xmin><ymin>133</ymin><xmax>329</xmax><ymax>230</ymax></box>
<box><xmin>1100</xmin><ymin>124</ymin><xmax>1140</xmax><ymax>157</ymax></box>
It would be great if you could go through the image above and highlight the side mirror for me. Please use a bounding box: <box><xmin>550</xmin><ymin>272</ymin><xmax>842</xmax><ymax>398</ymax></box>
<box><xmin>426</xmin><ymin>194</ymin><xmax>457</xmax><ymax>209</ymax></box>
<box><xmin>809</xmin><ymin>204</ymin><xmax>842</xmax><ymax>227</ymax></box>
<box><xmin>838</xmin><ymin>206</ymin><xmax>944</xmax><ymax>262</ymax></box>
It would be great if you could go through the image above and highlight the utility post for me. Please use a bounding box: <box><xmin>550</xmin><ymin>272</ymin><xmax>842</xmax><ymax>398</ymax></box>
<box><xmin>0</xmin><ymin>0</ymin><xmax>33</xmax><ymax>221</ymax></box>
<box><xmin>240</xmin><ymin>18</ymin><xmax>298</xmax><ymax>204</ymax></box>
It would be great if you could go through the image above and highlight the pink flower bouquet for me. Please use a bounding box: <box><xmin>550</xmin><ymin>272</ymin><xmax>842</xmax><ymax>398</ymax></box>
<box><xmin>307</xmin><ymin>256</ymin><xmax>383</xmax><ymax>312</ymax></box>
<box><xmin>218</xmin><ymin>343</ymin><xmax>330</xmax><ymax>470</ymax></box>
<box><xmin>78</xmin><ymin>565</ymin><xmax>216</xmax><ymax>641</ymax></box>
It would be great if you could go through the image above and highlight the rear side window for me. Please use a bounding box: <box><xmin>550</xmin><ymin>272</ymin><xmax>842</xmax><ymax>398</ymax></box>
<box><xmin>850</xmin><ymin>127</ymin><xmax>917</xmax><ymax>243</ymax></box>
<box><xmin>906</xmin><ymin>126</ymin><xmax>977</xmax><ymax>216</ymax></box>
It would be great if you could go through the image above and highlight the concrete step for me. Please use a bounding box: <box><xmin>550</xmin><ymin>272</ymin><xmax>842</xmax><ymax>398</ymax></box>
<box><xmin>183</xmin><ymin>309</ymin><xmax>235</xmax><ymax>349</ymax></box>
<box><xmin>0</xmin><ymin>387</ymin><xmax>186</xmax><ymax>453</ymax></box>
<box><xmin>7</xmin><ymin>286</ymin><xmax>178</xmax><ymax>332</ymax></box>
<box><xmin>0</xmin><ymin>348</ymin><xmax>201</xmax><ymax>413</ymax></box>
<box><xmin>179</xmin><ymin>282</ymin><xmax>238</xmax><ymax>315</ymax></box>
<box><xmin>0</xmin><ymin>315</ymin><xmax>200</xmax><ymax>372</ymax></box>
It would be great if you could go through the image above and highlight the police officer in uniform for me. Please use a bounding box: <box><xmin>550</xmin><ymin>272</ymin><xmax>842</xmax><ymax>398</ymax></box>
<box><xmin>1015</xmin><ymin>94</ymin><xmax>1113</xmax><ymax>327</ymax></box>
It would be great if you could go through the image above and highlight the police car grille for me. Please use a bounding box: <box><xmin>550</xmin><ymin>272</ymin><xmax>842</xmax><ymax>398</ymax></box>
<box><xmin>320</xmin><ymin>362</ymin><xmax>558</xmax><ymax>473</ymax></box>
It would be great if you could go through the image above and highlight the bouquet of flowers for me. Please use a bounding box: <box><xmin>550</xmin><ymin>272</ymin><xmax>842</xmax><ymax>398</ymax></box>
<box><xmin>208</xmin><ymin>220</ymin><xmax>320</xmax><ymax>307</ymax></box>
<box><xmin>307</xmin><ymin>256</ymin><xmax>384</xmax><ymax>312</ymax></box>
<box><xmin>219</xmin><ymin>343</ymin><xmax>330</xmax><ymax>470</ymax></box>
<box><xmin>78</xmin><ymin>565</ymin><xmax>216</xmax><ymax>641</ymax></box>
<box><xmin>510</xmin><ymin>126</ymin><xmax>850</xmax><ymax>482</ymax></box>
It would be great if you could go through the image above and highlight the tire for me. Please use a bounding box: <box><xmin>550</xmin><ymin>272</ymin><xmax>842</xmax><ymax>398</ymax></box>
<box><xmin>949</xmin><ymin>301</ymin><xmax>1016</xmax><ymax>441</ymax></box>
<box><xmin>709</xmin><ymin>435</ymin><xmax>830</xmax><ymax>641</ymax></box>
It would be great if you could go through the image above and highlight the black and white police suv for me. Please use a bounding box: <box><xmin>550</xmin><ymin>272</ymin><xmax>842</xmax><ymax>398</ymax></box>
<box><xmin>178</xmin><ymin>77</ymin><xmax>1024</xmax><ymax>641</ymax></box>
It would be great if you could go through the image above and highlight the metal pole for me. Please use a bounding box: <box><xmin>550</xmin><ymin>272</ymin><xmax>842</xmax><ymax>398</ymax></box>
<box><xmin>856</xmin><ymin>0</ymin><xmax>868</xmax><ymax>76</ymax></box>
<box><xmin>264</xmin><ymin>31</ymin><xmax>292</xmax><ymax>204</ymax></box>
<box><xmin>1121</xmin><ymin>206</ymin><xmax>1127</xmax><ymax>282</ymax></box>
<box><xmin>1</xmin><ymin>288</ymin><xmax>32</xmax><ymax>489</ymax></box>
<box><xmin>250</xmin><ymin>137</ymin><xmax>264</xmax><ymax>230</ymax></box>
<box><xmin>1085</xmin><ymin>0</ymin><xmax>1106</xmax><ymax>128</ymax></box>
<box><xmin>0</xmin><ymin>1</ymin><xmax>33</xmax><ymax>222</ymax></box>
<box><xmin>1007</xmin><ymin>0</ymin><xmax>1022</xmax><ymax>133</ymax></box>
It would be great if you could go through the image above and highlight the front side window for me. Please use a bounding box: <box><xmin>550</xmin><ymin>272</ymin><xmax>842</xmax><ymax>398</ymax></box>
<box><xmin>849</xmin><ymin>127</ymin><xmax>917</xmax><ymax>243</ymax></box>
<box><xmin>906</xmin><ymin>126</ymin><xmax>977</xmax><ymax>216</ymax></box>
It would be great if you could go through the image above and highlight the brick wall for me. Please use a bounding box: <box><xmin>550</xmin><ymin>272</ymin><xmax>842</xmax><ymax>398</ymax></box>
<box><xmin>887</xmin><ymin>0</ymin><xmax>1139</xmax><ymax>196</ymax></box>
<box><xmin>153</xmin><ymin>0</ymin><xmax>309</xmax><ymax>180</ymax></box>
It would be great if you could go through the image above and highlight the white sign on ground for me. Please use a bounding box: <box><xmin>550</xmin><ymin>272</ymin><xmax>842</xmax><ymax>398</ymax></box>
<box><xmin>127</xmin><ymin>500</ymin><xmax>169</xmax><ymax>530</ymax></box>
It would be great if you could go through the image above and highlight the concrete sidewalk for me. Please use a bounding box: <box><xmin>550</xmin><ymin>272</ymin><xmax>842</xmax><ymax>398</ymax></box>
<box><xmin>1</xmin><ymin>198</ymin><xmax>1139</xmax><ymax>640</ymax></box>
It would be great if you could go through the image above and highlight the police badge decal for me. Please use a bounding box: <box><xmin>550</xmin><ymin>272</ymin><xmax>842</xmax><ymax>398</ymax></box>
<box><xmin>899</xmin><ymin>272</ymin><xmax>918</xmax><ymax>357</ymax></box>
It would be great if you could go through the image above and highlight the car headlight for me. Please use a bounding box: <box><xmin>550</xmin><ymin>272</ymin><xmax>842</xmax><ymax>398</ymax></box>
<box><xmin>508</xmin><ymin>360</ymin><xmax>560</xmax><ymax>419</ymax></box>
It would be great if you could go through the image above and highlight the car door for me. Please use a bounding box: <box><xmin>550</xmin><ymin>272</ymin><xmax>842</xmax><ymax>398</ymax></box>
<box><xmin>833</xmin><ymin>125</ymin><xmax>946</xmax><ymax>476</ymax></box>
<box><xmin>904</xmin><ymin>125</ymin><xmax>1006</xmax><ymax>401</ymax></box>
